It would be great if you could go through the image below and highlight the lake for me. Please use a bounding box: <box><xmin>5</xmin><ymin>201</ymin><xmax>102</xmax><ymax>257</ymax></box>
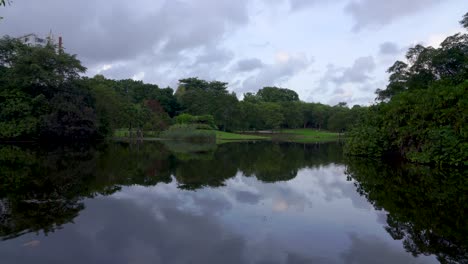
<box><xmin>0</xmin><ymin>141</ymin><xmax>466</xmax><ymax>264</ymax></box>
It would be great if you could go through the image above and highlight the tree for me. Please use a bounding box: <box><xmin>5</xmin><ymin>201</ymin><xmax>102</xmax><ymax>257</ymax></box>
<box><xmin>310</xmin><ymin>103</ymin><xmax>329</xmax><ymax>130</ymax></box>
<box><xmin>256</xmin><ymin>86</ymin><xmax>299</xmax><ymax>103</ymax></box>
<box><xmin>237</xmin><ymin>101</ymin><xmax>261</xmax><ymax>131</ymax></box>
<box><xmin>461</xmin><ymin>12</ymin><xmax>468</xmax><ymax>29</ymax></box>
<box><xmin>142</xmin><ymin>99</ymin><xmax>170</xmax><ymax>132</ymax></box>
<box><xmin>259</xmin><ymin>102</ymin><xmax>284</xmax><ymax>130</ymax></box>
<box><xmin>176</xmin><ymin>77</ymin><xmax>239</xmax><ymax>130</ymax></box>
<box><xmin>346</xmin><ymin>14</ymin><xmax>468</xmax><ymax>166</ymax></box>
<box><xmin>0</xmin><ymin>36</ymin><xmax>98</xmax><ymax>140</ymax></box>
<box><xmin>376</xmin><ymin>24</ymin><xmax>468</xmax><ymax>102</ymax></box>
<box><xmin>280</xmin><ymin>102</ymin><xmax>303</xmax><ymax>129</ymax></box>
<box><xmin>376</xmin><ymin>61</ymin><xmax>409</xmax><ymax>101</ymax></box>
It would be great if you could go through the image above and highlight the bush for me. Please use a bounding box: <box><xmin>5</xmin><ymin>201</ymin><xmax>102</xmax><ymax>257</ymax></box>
<box><xmin>160</xmin><ymin>124</ymin><xmax>216</xmax><ymax>143</ymax></box>
<box><xmin>174</xmin><ymin>114</ymin><xmax>217</xmax><ymax>129</ymax></box>
<box><xmin>345</xmin><ymin>82</ymin><xmax>468</xmax><ymax>166</ymax></box>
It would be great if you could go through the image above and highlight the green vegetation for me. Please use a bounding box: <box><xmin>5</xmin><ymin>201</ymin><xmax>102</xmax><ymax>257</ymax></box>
<box><xmin>174</xmin><ymin>113</ymin><xmax>218</xmax><ymax>130</ymax></box>
<box><xmin>160</xmin><ymin>124</ymin><xmax>216</xmax><ymax>143</ymax></box>
<box><xmin>215</xmin><ymin>131</ymin><xmax>268</xmax><ymax>142</ymax></box>
<box><xmin>276</xmin><ymin>129</ymin><xmax>341</xmax><ymax>143</ymax></box>
<box><xmin>0</xmin><ymin>6</ymin><xmax>465</xmax><ymax>167</ymax></box>
<box><xmin>113</xmin><ymin>128</ymin><xmax>159</xmax><ymax>138</ymax></box>
<box><xmin>0</xmin><ymin>35</ymin><xmax>363</xmax><ymax>143</ymax></box>
<box><xmin>345</xmin><ymin>13</ymin><xmax>468</xmax><ymax>167</ymax></box>
<box><xmin>0</xmin><ymin>37</ymin><xmax>97</xmax><ymax>141</ymax></box>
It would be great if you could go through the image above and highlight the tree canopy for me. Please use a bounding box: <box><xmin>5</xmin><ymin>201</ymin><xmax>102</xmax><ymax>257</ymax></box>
<box><xmin>0</xmin><ymin>37</ymin><xmax>98</xmax><ymax>140</ymax></box>
<box><xmin>461</xmin><ymin>12</ymin><xmax>468</xmax><ymax>29</ymax></box>
<box><xmin>345</xmin><ymin>13</ymin><xmax>468</xmax><ymax>166</ymax></box>
<box><xmin>0</xmin><ymin>36</ymin><xmax>364</xmax><ymax>142</ymax></box>
<box><xmin>256</xmin><ymin>86</ymin><xmax>299</xmax><ymax>103</ymax></box>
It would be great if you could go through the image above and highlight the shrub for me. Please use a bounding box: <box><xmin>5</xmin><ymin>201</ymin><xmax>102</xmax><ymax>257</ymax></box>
<box><xmin>174</xmin><ymin>114</ymin><xmax>217</xmax><ymax>129</ymax></box>
<box><xmin>160</xmin><ymin>124</ymin><xmax>216</xmax><ymax>143</ymax></box>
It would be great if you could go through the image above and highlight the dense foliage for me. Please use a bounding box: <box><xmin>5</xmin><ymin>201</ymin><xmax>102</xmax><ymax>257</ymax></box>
<box><xmin>0</xmin><ymin>37</ymin><xmax>179</xmax><ymax>140</ymax></box>
<box><xmin>82</xmin><ymin>75</ymin><xmax>176</xmax><ymax>135</ymax></box>
<box><xmin>0</xmin><ymin>37</ymin><xmax>98</xmax><ymax>140</ymax></box>
<box><xmin>345</xmin><ymin>14</ymin><xmax>468</xmax><ymax>166</ymax></box>
<box><xmin>175</xmin><ymin>78</ymin><xmax>363</xmax><ymax>132</ymax></box>
<box><xmin>0</xmin><ymin>36</ymin><xmax>362</xmax><ymax>142</ymax></box>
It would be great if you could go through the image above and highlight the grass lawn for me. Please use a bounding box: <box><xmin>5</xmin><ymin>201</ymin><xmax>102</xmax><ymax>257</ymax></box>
<box><xmin>114</xmin><ymin>128</ymin><xmax>340</xmax><ymax>144</ymax></box>
<box><xmin>216</xmin><ymin>131</ymin><xmax>269</xmax><ymax>143</ymax></box>
<box><xmin>275</xmin><ymin>129</ymin><xmax>342</xmax><ymax>143</ymax></box>
<box><xmin>114</xmin><ymin>128</ymin><xmax>159</xmax><ymax>138</ymax></box>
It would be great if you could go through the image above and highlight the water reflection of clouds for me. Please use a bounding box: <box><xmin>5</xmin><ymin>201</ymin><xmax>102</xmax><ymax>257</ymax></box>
<box><xmin>225</xmin><ymin>173</ymin><xmax>311</xmax><ymax>212</ymax></box>
<box><xmin>0</xmin><ymin>194</ymin><xmax>435</xmax><ymax>264</ymax></box>
<box><xmin>104</xmin><ymin>165</ymin><xmax>435</xmax><ymax>264</ymax></box>
<box><xmin>0</xmin><ymin>164</ymin><xmax>438</xmax><ymax>264</ymax></box>
<box><xmin>291</xmin><ymin>166</ymin><xmax>373</xmax><ymax>210</ymax></box>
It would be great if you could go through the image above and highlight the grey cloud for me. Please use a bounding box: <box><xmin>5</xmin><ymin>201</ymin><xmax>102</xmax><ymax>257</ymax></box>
<box><xmin>2</xmin><ymin>0</ymin><xmax>158</xmax><ymax>62</ymax></box>
<box><xmin>308</xmin><ymin>57</ymin><xmax>377</xmax><ymax>104</ymax></box>
<box><xmin>379</xmin><ymin>42</ymin><xmax>400</xmax><ymax>55</ymax></box>
<box><xmin>332</xmin><ymin>56</ymin><xmax>376</xmax><ymax>84</ymax></box>
<box><xmin>0</xmin><ymin>0</ymin><xmax>248</xmax><ymax>72</ymax></box>
<box><xmin>334</xmin><ymin>87</ymin><xmax>345</xmax><ymax>94</ymax></box>
<box><xmin>234</xmin><ymin>190</ymin><xmax>261</xmax><ymax>204</ymax></box>
<box><xmin>250</xmin><ymin>41</ymin><xmax>271</xmax><ymax>48</ymax></box>
<box><xmin>289</xmin><ymin>0</ymin><xmax>323</xmax><ymax>11</ymax></box>
<box><xmin>194</xmin><ymin>47</ymin><xmax>234</xmax><ymax>66</ymax></box>
<box><xmin>288</xmin><ymin>0</ymin><xmax>346</xmax><ymax>11</ymax></box>
<box><xmin>345</xmin><ymin>0</ymin><xmax>443</xmax><ymax>31</ymax></box>
<box><xmin>235</xmin><ymin>58</ymin><xmax>265</xmax><ymax>72</ymax></box>
<box><xmin>239</xmin><ymin>54</ymin><xmax>313</xmax><ymax>93</ymax></box>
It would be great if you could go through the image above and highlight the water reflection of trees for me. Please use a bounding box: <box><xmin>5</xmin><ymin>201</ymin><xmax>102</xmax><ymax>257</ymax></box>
<box><xmin>345</xmin><ymin>159</ymin><xmax>468</xmax><ymax>264</ymax></box>
<box><xmin>0</xmin><ymin>141</ymin><xmax>343</xmax><ymax>240</ymax></box>
<box><xmin>1</xmin><ymin>141</ymin><xmax>465</xmax><ymax>263</ymax></box>
<box><xmin>0</xmin><ymin>145</ymin><xmax>97</xmax><ymax>240</ymax></box>
<box><xmin>173</xmin><ymin>142</ymin><xmax>344</xmax><ymax>188</ymax></box>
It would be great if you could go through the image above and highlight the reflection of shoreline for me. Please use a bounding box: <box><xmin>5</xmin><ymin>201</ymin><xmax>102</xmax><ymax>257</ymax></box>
<box><xmin>0</xmin><ymin>141</ymin><xmax>343</xmax><ymax>240</ymax></box>
<box><xmin>0</xmin><ymin>141</ymin><xmax>449</xmax><ymax>263</ymax></box>
<box><xmin>346</xmin><ymin>159</ymin><xmax>467</xmax><ymax>263</ymax></box>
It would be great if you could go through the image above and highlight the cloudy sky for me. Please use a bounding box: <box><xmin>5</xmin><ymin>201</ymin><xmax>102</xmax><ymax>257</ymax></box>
<box><xmin>0</xmin><ymin>0</ymin><xmax>466</xmax><ymax>105</ymax></box>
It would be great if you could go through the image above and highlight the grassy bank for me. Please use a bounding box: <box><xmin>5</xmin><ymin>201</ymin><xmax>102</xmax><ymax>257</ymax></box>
<box><xmin>113</xmin><ymin>128</ymin><xmax>340</xmax><ymax>144</ymax></box>
<box><xmin>216</xmin><ymin>131</ymin><xmax>269</xmax><ymax>143</ymax></box>
<box><xmin>273</xmin><ymin>129</ymin><xmax>342</xmax><ymax>143</ymax></box>
<box><xmin>161</xmin><ymin>125</ymin><xmax>216</xmax><ymax>143</ymax></box>
<box><xmin>114</xmin><ymin>129</ymin><xmax>159</xmax><ymax>138</ymax></box>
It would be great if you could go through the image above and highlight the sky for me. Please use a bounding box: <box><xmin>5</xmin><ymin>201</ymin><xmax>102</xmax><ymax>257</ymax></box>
<box><xmin>0</xmin><ymin>0</ymin><xmax>466</xmax><ymax>105</ymax></box>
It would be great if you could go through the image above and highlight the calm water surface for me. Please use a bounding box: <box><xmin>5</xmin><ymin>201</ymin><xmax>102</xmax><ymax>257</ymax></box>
<box><xmin>0</xmin><ymin>142</ymin><xmax>466</xmax><ymax>264</ymax></box>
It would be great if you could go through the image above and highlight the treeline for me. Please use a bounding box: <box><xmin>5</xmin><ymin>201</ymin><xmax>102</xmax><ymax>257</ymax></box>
<box><xmin>0</xmin><ymin>36</ymin><xmax>363</xmax><ymax>141</ymax></box>
<box><xmin>173</xmin><ymin>78</ymin><xmax>364</xmax><ymax>132</ymax></box>
<box><xmin>86</xmin><ymin>76</ymin><xmax>365</xmax><ymax>135</ymax></box>
<box><xmin>345</xmin><ymin>13</ymin><xmax>468</xmax><ymax>166</ymax></box>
